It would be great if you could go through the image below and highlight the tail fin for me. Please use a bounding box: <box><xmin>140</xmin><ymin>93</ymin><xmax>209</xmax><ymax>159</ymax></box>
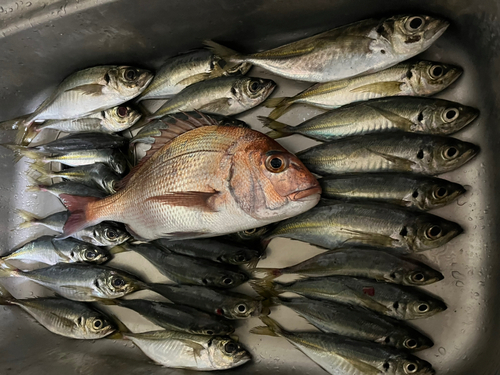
<box><xmin>203</xmin><ymin>40</ymin><xmax>244</xmax><ymax>63</ymax></box>
<box><xmin>2</xmin><ymin>144</ymin><xmax>48</xmax><ymax>163</ymax></box>
<box><xmin>250</xmin><ymin>316</ymin><xmax>284</xmax><ymax>337</ymax></box>
<box><xmin>16</xmin><ymin>124</ymin><xmax>39</xmax><ymax>146</ymax></box>
<box><xmin>104</xmin><ymin>312</ymin><xmax>129</xmax><ymax>340</ymax></box>
<box><xmin>108</xmin><ymin>245</ymin><xmax>131</xmax><ymax>255</ymax></box>
<box><xmin>249</xmin><ymin>279</ymin><xmax>282</xmax><ymax>298</ymax></box>
<box><xmin>251</xmin><ymin>267</ymin><xmax>283</xmax><ymax>280</ymax></box>
<box><xmin>59</xmin><ymin>194</ymin><xmax>101</xmax><ymax>238</ymax></box>
<box><xmin>15</xmin><ymin>209</ymin><xmax>41</xmax><ymax>230</ymax></box>
<box><xmin>0</xmin><ymin>259</ymin><xmax>21</xmax><ymax>278</ymax></box>
<box><xmin>263</xmin><ymin>97</ymin><xmax>294</xmax><ymax>120</ymax></box>
<box><xmin>0</xmin><ymin>284</ymin><xmax>15</xmax><ymax>305</ymax></box>
<box><xmin>258</xmin><ymin>116</ymin><xmax>292</xmax><ymax>139</ymax></box>
<box><xmin>28</xmin><ymin>161</ymin><xmax>53</xmax><ymax>185</ymax></box>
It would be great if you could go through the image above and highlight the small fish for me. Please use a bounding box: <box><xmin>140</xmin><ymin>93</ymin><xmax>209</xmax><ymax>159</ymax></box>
<box><xmin>254</xmin><ymin>248</ymin><xmax>443</xmax><ymax>285</ymax></box>
<box><xmin>263</xmin><ymin>201</ymin><xmax>462</xmax><ymax>252</ymax></box>
<box><xmin>0</xmin><ymin>261</ymin><xmax>145</xmax><ymax>301</ymax></box>
<box><xmin>27</xmin><ymin>179</ymin><xmax>109</xmax><ymax>198</ymax></box>
<box><xmin>297</xmin><ymin>133</ymin><xmax>479</xmax><ymax>176</ymax></box>
<box><xmin>137</xmin><ymin>49</ymin><xmax>251</xmax><ymax>101</ymax></box>
<box><xmin>219</xmin><ymin>225</ymin><xmax>276</xmax><ymax>252</ymax></box>
<box><xmin>123</xmin><ymin>330</ymin><xmax>251</xmax><ymax>371</ymax></box>
<box><xmin>251</xmin><ymin>276</ymin><xmax>447</xmax><ymax>320</ymax></box>
<box><xmin>13</xmin><ymin>147</ymin><xmax>129</xmax><ymax>175</ymax></box>
<box><xmin>206</xmin><ymin>15</ymin><xmax>449</xmax><ymax>83</ymax></box>
<box><xmin>319</xmin><ymin>174</ymin><xmax>466</xmax><ymax>211</ymax></box>
<box><xmin>251</xmin><ymin>316</ymin><xmax>435</xmax><ymax>375</ymax></box>
<box><xmin>24</xmin><ymin>133</ymin><xmax>128</xmax><ymax>153</ymax></box>
<box><xmin>124</xmin><ymin>243</ymin><xmax>249</xmax><ymax>289</ymax></box>
<box><xmin>148</xmin><ymin>283</ymin><xmax>262</xmax><ymax>320</ymax></box>
<box><xmin>265</xmin><ymin>61</ymin><xmax>462</xmax><ymax>119</ymax></box>
<box><xmin>1</xmin><ymin>235</ymin><xmax>110</xmax><ymax>265</ymax></box>
<box><xmin>16</xmin><ymin>66</ymin><xmax>153</xmax><ymax>144</ymax></box>
<box><xmin>154</xmin><ymin>238</ymin><xmax>261</xmax><ymax>267</ymax></box>
<box><xmin>31</xmin><ymin>162</ymin><xmax>121</xmax><ymax>194</ymax></box>
<box><xmin>261</xmin><ymin>97</ymin><xmax>479</xmax><ymax>140</ymax></box>
<box><xmin>271</xmin><ymin>297</ymin><xmax>433</xmax><ymax>352</ymax></box>
<box><xmin>149</xmin><ymin>76</ymin><xmax>276</xmax><ymax>119</ymax></box>
<box><xmin>23</xmin><ymin>105</ymin><xmax>142</xmax><ymax>144</ymax></box>
<box><xmin>0</xmin><ymin>284</ymin><xmax>115</xmax><ymax>339</ymax></box>
<box><xmin>59</xmin><ymin>113</ymin><xmax>321</xmax><ymax>241</ymax></box>
<box><xmin>105</xmin><ymin>298</ymin><xmax>234</xmax><ymax>335</ymax></box>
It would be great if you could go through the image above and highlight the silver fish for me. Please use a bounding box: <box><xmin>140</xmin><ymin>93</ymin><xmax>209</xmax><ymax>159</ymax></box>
<box><xmin>297</xmin><ymin>133</ymin><xmax>479</xmax><ymax>176</ymax></box>
<box><xmin>319</xmin><ymin>174</ymin><xmax>466</xmax><ymax>211</ymax></box>
<box><xmin>27</xmin><ymin>133</ymin><xmax>128</xmax><ymax>153</ymax></box>
<box><xmin>123</xmin><ymin>330</ymin><xmax>251</xmax><ymax>371</ymax></box>
<box><xmin>148</xmin><ymin>283</ymin><xmax>262</xmax><ymax>320</ymax></box>
<box><xmin>254</xmin><ymin>248</ymin><xmax>443</xmax><ymax>285</ymax></box>
<box><xmin>252</xmin><ymin>316</ymin><xmax>435</xmax><ymax>375</ymax></box>
<box><xmin>206</xmin><ymin>15</ymin><xmax>449</xmax><ymax>83</ymax></box>
<box><xmin>265</xmin><ymin>61</ymin><xmax>462</xmax><ymax>119</ymax></box>
<box><xmin>27</xmin><ymin>179</ymin><xmax>109</xmax><ymax>199</ymax></box>
<box><xmin>0</xmin><ymin>261</ymin><xmax>145</xmax><ymax>301</ymax></box>
<box><xmin>262</xmin><ymin>202</ymin><xmax>463</xmax><ymax>252</ymax></box>
<box><xmin>252</xmin><ymin>276</ymin><xmax>447</xmax><ymax>320</ymax></box>
<box><xmin>261</xmin><ymin>97</ymin><xmax>479</xmax><ymax>140</ymax></box>
<box><xmin>1</xmin><ymin>235</ymin><xmax>110</xmax><ymax>265</ymax></box>
<box><xmin>137</xmin><ymin>49</ymin><xmax>251</xmax><ymax>101</ymax></box>
<box><xmin>149</xmin><ymin>76</ymin><xmax>276</xmax><ymax>119</ymax></box>
<box><xmin>0</xmin><ymin>284</ymin><xmax>115</xmax><ymax>339</ymax></box>
<box><xmin>273</xmin><ymin>297</ymin><xmax>433</xmax><ymax>351</ymax></box>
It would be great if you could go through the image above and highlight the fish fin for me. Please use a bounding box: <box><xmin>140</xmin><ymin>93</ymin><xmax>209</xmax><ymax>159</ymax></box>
<box><xmin>146</xmin><ymin>190</ymin><xmax>220</xmax><ymax>212</ymax></box>
<box><xmin>245</xmin><ymin>256</ymin><xmax>261</xmax><ymax>270</ymax></box>
<box><xmin>250</xmin><ymin>326</ymin><xmax>278</xmax><ymax>337</ymax></box>
<box><xmin>251</xmin><ymin>43</ymin><xmax>316</xmax><ymax>59</ymax></box>
<box><xmin>350</xmin><ymin>81</ymin><xmax>402</xmax><ymax>96</ymax></box>
<box><xmin>107</xmin><ymin>311</ymin><xmax>130</xmax><ymax>333</ymax></box>
<box><xmin>58</xmin><ymin>284</ymin><xmax>96</xmax><ymax>297</ymax></box>
<box><xmin>15</xmin><ymin>209</ymin><xmax>41</xmax><ymax>230</ymax></box>
<box><xmin>203</xmin><ymin>40</ymin><xmax>244</xmax><ymax>63</ymax></box>
<box><xmin>251</xmin><ymin>268</ymin><xmax>283</xmax><ymax>280</ymax></box>
<box><xmin>28</xmin><ymin>161</ymin><xmax>53</xmax><ymax>185</ymax></box>
<box><xmin>264</xmin><ymin>98</ymin><xmax>294</xmax><ymax>120</ymax></box>
<box><xmin>344</xmin><ymin>357</ymin><xmax>381</xmax><ymax>375</ymax></box>
<box><xmin>65</xmin><ymin>84</ymin><xmax>105</xmax><ymax>97</ymax></box>
<box><xmin>197</xmin><ymin>98</ymin><xmax>232</xmax><ymax>113</ymax></box>
<box><xmin>59</xmin><ymin>194</ymin><xmax>101</xmax><ymax>238</ymax></box>
<box><xmin>115</xmin><ymin>112</ymin><xmax>219</xmax><ymax>191</ymax></box>
<box><xmin>338</xmin><ymin>287</ymin><xmax>390</xmax><ymax>314</ymax></box>
<box><xmin>251</xmin><ymin>316</ymin><xmax>283</xmax><ymax>337</ymax></box>
<box><xmin>176</xmin><ymin>72</ymin><xmax>212</xmax><ymax>87</ymax></box>
<box><xmin>2</xmin><ymin>144</ymin><xmax>48</xmax><ymax>163</ymax></box>
<box><xmin>0</xmin><ymin>260</ymin><xmax>20</xmax><ymax>278</ymax></box>
<box><xmin>364</xmin><ymin>104</ymin><xmax>414</xmax><ymax>129</ymax></box>
<box><xmin>0</xmin><ymin>284</ymin><xmax>15</xmax><ymax>304</ymax></box>
<box><xmin>160</xmin><ymin>231</ymin><xmax>209</xmax><ymax>240</ymax></box>
<box><xmin>108</xmin><ymin>245</ymin><xmax>130</xmax><ymax>255</ymax></box>
<box><xmin>249</xmin><ymin>279</ymin><xmax>281</xmax><ymax>298</ymax></box>
<box><xmin>339</xmin><ymin>228</ymin><xmax>396</xmax><ymax>248</ymax></box>
<box><xmin>258</xmin><ymin>116</ymin><xmax>291</xmax><ymax>139</ymax></box>
<box><xmin>181</xmin><ymin>340</ymin><xmax>205</xmax><ymax>359</ymax></box>
<box><xmin>365</xmin><ymin>148</ymin><xmax>415</xmax><ymax>170</ymax></box>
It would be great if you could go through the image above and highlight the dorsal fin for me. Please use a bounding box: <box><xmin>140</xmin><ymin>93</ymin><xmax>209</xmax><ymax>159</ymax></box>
<box><xmin>115</xmin><ymin>112</ymin><xmax>219</xmax><ymax>191</ymax></box>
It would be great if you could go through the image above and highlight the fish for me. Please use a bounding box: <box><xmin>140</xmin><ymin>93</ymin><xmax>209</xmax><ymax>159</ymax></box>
<box><xmin>104</xmin><ymin>298</ymin><xmax>234</xmax><ymax>335</ymax></box>
<box><xmin>154</xmin><ymin>238</ymin><xmax>261</xmax><ymax>267</ymax></box>
<box><xmin>206</xmin><ymin>15</ymin><xmax>449</xmax><ymax>83</ymax></box>
<box><xmin>219</xmin><ymin>224</ymin><xmax>277</xmax><ymax>252</ymax></box>
<box><xmin>22</xmin><ymin>105</ymin><xmax>142</xmax><ymax>144</ymax></box>
<box><xmin>251</xmin><ymin>276</ymin><xmax>447</xmax><ymax>320</ymax></box>
<box><xmin>16</xmin><ymin>65</ymin><xmax>153</xmax><ymax>144</ymax></box>
<box><xmin>0</xmin><ymin>261</ymin><xmax>145</xmax><ymax>301</ymax></box>
<box><xmin>123</xmin><ymin>243</ymin><xmax>249</xmax><ymax>289</ymax></box>
<box><xmin>16</xmin><ymin>210</ymin><xmax>131</xmax><ymax>247</ymax></box>
<box><xmin>148</xmin><ymin>76</ymin><xmax>276</xmax><ymax>119</ymax></box>
<box><xmin>271</xmin><ymin>296</ymin><xmax>433</xmax><ymax>352</ymax></box>
<box><xmin>296</xmin><ymin>133</ymin><xmax>479</xmax><ymax>176</ymax></box>
<box><xmin>26</xmin><ymin>179</ymin><xmax>109</xmax><ymax>199</ymax></box>
<box><xmin>148</xmin><ymin>283</ymin><xmax>263</xmax><ymax>320</ymax></box>
<box><xmin>13</xmin><ymin>147</ymin><xmax>129</xmax><ymax>175</ymax></box>
<box><xmin>0</xmin><ymin>284</ymin><xmax>115</xmax><ymax>339</ymax></box>
<box><xmin>31</xmin><ymin>162</ymin><xmax>121</xmax><ymax>194</ymax></box>
<box><xmin>1</xmin><ymin>235</ymin><xmax>111</xmax><ymax>265</ymax></box>
<box><xmin>137</xmin><ymin>49</ymin><xmax>251</xmax><ymax>101</ymax></box>
<box><xmin>251</xmin><ymin>316</ymin><xmax>435</xmax><ymax>375</ymax></box>
<box><xmin>319</xmin><ymin>174</ymin><xmax>466</xmax><ymax>211</ymax></box>
<box><xmin>261</xmin><ymin>97</ymin><xmax>479</xmax><ymax>140</ymax></box>
<box><xmin>265</xmin><ymin>60</ymin><xmax>462</xmax><ymax>119</ymax></box>
<box><xmin>59</xmin><ymin>113</ymin><xmax>321</xmax><ymax>241</ymax></box>
<box><xmin>261</xmin><ymin>202</ymin><xmax>463</xmax><ymax>252</ymax></box>
<box><xmin>253</xmin><ymin>248</ymin><xmax>443</xmax><ymax>285</ymax></box>
<box><xmin>123</xmin><ymin>330</ymin><xmax>251</xmax><ymax>371</ymax></box>
<box><xmin>23</xmin><ymin>133</ymin><xmax>128</xmax><ymax>153</ymax></box>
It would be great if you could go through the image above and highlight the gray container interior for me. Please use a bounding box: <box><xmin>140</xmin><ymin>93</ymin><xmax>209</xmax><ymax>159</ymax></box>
<box><xmin>0</xmin><ymin>1</ymin><xmax>497</xmax><ymax>374</ymax></box>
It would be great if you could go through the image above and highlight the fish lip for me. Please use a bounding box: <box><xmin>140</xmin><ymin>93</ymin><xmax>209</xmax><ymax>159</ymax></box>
<box><xmin>288</xmin><ymin>186</ymin><xmax>322</xmax><ymax>201</ymax></box>
<box><xmin>423</xmin><ymin>19</ymin><xmax>449</xmax><ymax>41</ymax></box>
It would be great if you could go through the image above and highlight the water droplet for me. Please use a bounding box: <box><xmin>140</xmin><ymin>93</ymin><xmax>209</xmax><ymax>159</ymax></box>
<box><xmin>455</xmin><ymin>280</ymin><xmax>465</xmax><ymax>287</ymax></box>
<box><xmin>474</xmin><ymin>292</ymin><xmax>479</xmax><ymax>297</ymax></box>
<box><xmin>468</xmin><ymin>217</ymin><xmax>473</xmax><ymax>221</ymax></box>
<box><xmin>452</xmin><ymin>271</ymin><xmax>465</xmax><ymax>280</ymax></box>
<box><xmin>438</xmin><ymin>347</ymin><xmax>446</xmax><ymax>355</ymax></box>
<box><xmin>26</xmin><ymin>1</ymin><xmax>32</xmax><ymax>6</ymax></box>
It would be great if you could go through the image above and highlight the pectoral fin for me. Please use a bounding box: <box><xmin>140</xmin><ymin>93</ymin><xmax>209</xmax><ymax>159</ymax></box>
<box><xmin>339</xmin><ymin>228</ymin><xmax>396</xmax><ymax>248</ymax></box>
<box><xmin>365</xmin><ymin>148</ymin><xmax>415</xmax><ymax>170</ymax></box>
<box><xmin>176</xmin><ymin>73</ymin><xmax>212</xmax><ymax>87</ymax></box>
<box><xmin>350</xmin><ymin>81</ymin><xmax>402</xmax><ymax>96</ymax></box>
<box><xmin>345</xmin><ymin>357</ymin><xmax>382</xmax><ymax>375</ymax></box>
<box><xmin>197</xmin><ymin>98</ymin><xmax>232</xmax><ymax>113</ymax></box>
<box><xmin>181</xmin><ymin>340</ymin><xmax>205</xmax><ymax>359</ymax></box>
<box><xmin>365</xmin><ymin>104</ymin><xmax>415</xmax><ymax>129</ymax></box>
<box><xmin>65</xmin><ymin>84</ymin><xmax>105</xmax><ymax>97</ymax></box>
<box><xmin>341</xmin><ymin>286</ymin><xmax>390</xmax><ymax>314</ymax></box>
<box><xmin>146</xmin><ymin>190</ymin><xmax>220</xmax><ymax>212</ymax></box>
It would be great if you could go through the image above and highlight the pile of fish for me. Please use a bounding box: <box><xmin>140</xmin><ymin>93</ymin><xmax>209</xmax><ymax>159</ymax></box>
<box><xmin>0</xmin><ymin>13</ymin><xmax>479</xmax><ymax>374</ymax></box>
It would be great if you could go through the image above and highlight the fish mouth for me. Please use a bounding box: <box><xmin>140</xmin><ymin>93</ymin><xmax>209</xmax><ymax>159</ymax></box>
<box><xmin>287</xmin><ymin>185</ymin><xmax>322</xmax><ymax>201</ymax></box>
<box><xmin>139</xmin><ymin>72</ymin><xmax>154</xmax><ymax>88</ymax></box>
<box><xmin>424</xmin><ymin>19</ymin><xmax>449</xmax><ymax>41</ymax></box>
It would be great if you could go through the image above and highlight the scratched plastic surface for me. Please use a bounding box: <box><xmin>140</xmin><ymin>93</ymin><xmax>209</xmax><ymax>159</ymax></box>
<box><xmin>0</xmin><ymin>1</ymin><xmax>498</xmax><ymax>374</ymax></box>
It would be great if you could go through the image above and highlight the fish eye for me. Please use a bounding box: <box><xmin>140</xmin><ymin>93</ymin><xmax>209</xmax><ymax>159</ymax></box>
<box><xmin>411</xmin><ymin>273</ymin><xmax>425</xmax><ymax>282</ymax></box>
<box><xmin>442</xmin><ymin>146</ymin><xmax>458</xmax><ymax>160</ymax></box>
<box><xmin>101</xmin><ymin>110</ymin><xmax>107</xmax><ymax>118</ymax></box>
<box><xmin>104</xmin><ymin>73</ymin><xmax>111</xmax><ymax>84</ymax></box>
<box><xmin>243</xmin><ymin>228</ymin><xmax>257</xmax><ymax>235</ymax></box>
<box><xmin>117</xmin><ymin>106</ymin><xmax>129</xmax><ymax>118</ymax></box>
<box><xmin>93</xmin><ymin>319</ymin><xmax>103</xmax><ymax>329</ymax></box>
<box><xmin>85</xmin><ymin>250</ymin><xmax>97</xmax><ymax>259</ymax></box>
<box><xmin>418</xmin><ymin>303</ymin><xmax>429</xmax><ymax>312</ymax></box>
<box><xmin>236</xmin><ymin>304</ymin><xmax>247</xmax><ymax>313</ymax></box>
<box><xmin>443</xmin><ymin>108</ymin><xmax>459</xmax><ymax>122</ymax></box>
<box><xmin>235</xmin><ymin>254</ymin><xmax>246</xmax><ymax>262</ymax></box>
<box><xmin>433</xmin><ymin>187</ymin><xmax>448</xmax><ymax>199</ymax></box>
<box><xmin>224</xmin><ymin>342</ymin><xmax>238</xmax><ymax>354</ymax></box>
<box><xmin>265</xmin><ymin>155</ymin><xmax>287</xmax><ymax>173</ymax></box>
<box><xmin>412</xmin><ymin>191</ymin><xmax>419</xmax><ymax>198</ymax></box>
<box><xmin>425</xmin><ymin>225</ymin><xmax>443</xmax><ymax>239</ymax></box>
<box><xmin>405</xmin><ymin>362</ymin><xmax>418</xmax><ymax>374</ymax></box>
<box><xmin>249</xmin><ymin>80</ymin><xmax>260</xmax><ymax>92</ymax></box>
<box><xmin>124</xmin><ymin>69</ymin><xmax>137</xmax><ymax>81</ymax></box>
<box><xmin>429</xmin><ymin>64</ymin><xmax>444</xmax><ymax>79</ymax></box>
<box><xmin>112</xmin><ymin>277</ymin><xmax>125</xmax><ymax>287</ymax></box>
<box><xmin>416</xmin><ymin>149</ymin><xmax>424</xmax><ymax>159</ymax></box>
<box><xmin>105</xmin><ymin>228</ymin><xmax>118</xmax><ymax>240</ymax></box>
<box><xmin>222</xmin><ymin>277</ymin><xmax>233</xmax><ymax>285</ymax></box>
<box><xmin>206</xmin><ymin>330</ymin><xmax>214</xmax><ymax>335</ymax></box>
<box><xmin>404</xmin><ymin>338</ymin><xmax>418</xmax><ymax>350</ymax></box>
<box><xmin>406</xmin><ymin>16</ymin><xmax>425</xmax><ymax>31</ymax></box>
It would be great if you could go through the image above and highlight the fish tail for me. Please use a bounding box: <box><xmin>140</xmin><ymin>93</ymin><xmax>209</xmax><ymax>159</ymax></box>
<box><xmin>0</xmin><ymin>284</ymin><xmax>16</xmax><ymax>305</ymax></box>
<box><xmin>2</xmin><ymin>144</ymin><xmax>47</xmax><ymax>163</ymax></box>
<box><xmin>108</xmin><ymin>245</ymin><xmax>131</xmax><ymax>255</ymax></box>
<box><xmin>249</xmin><ymin>279</ymin><xmax>282</xmax><ymax>298</ymax></box>
<box><xmin>59</xmin><ymin>194</ymin><xmax>103</xmax><ymax>238</ymax></box>
<box><xmin>0</xmin><ymin>260</ymin><xmax>21</xmax><ymax>278</ymax></box>
<box><xmin>16</xmin><ymin>123</ymin><xmax>39</xmax><ymax>146</ymax></box>
<box><xmin>203</xmin><ymin>40</ymin><xmax>244</xmax><ymax>63</ymax></box>
<box><xmin>15</xmin><ymin>209</ymin><xmax>40</xmax><ymax>230</ymax></box>
<box><xmin>251</xmin><ymin>267</ymin><xmax>284</xmax><ymax>280</ymax></box>
<box><xmin>29</xmin><ymin>161</ymin><xmax>53</xmax><ymax>185</ymax></box>
<box><xmin>258</xmin><ymin>116</ymin><xmax>292</xmax><ymax>139</ymax></box>
<box><xmin>104</xmin><ymin>311</ymin><xmax>129</xmax><ymax>340</ymax></box>
<box><xmin>263</xmin><ymin>97</ymin><xmax>294</xmax><ymax>120</ymax></box>
<box><xmin>250</xmin><ymin>316</ymin><xmax>283</xmax><ymax>337</ymax></box>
